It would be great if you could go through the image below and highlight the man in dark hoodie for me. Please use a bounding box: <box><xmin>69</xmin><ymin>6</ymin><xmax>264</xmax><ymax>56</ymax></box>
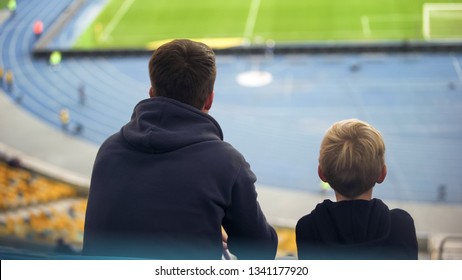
<box><xmin>296</xmin><ymin>119</ymin><xmax>418</xmax><ymax>260</ymax></box>
<box><xmin>82</xmin><ymin>39</ymin><xmax>277</xmax><ymax>260</ymax></box>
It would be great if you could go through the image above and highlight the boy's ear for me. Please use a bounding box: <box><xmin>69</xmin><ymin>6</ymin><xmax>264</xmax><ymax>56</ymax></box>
<box><xmin>377</xmin><ymin>165</ymin><xmax>387</xmax><ymax>184</ymax></box>
<box><xmin>318</xmin><ymin>165</ymin><xmax>328</xmax><ymax>182</ymax></box>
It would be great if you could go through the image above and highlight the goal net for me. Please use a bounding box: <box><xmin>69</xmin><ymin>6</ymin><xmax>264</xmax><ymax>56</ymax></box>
<box><xmin>422</xmin><ymin>3</ymin><xmax>462</xmax><ymax>40</ymax></box>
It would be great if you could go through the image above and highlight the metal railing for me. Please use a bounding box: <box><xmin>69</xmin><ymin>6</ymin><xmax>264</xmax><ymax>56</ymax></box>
<box><xmin>438</xmin><ymin>236</ymin><xmax>462</xmax><ymax>260</ymax></box>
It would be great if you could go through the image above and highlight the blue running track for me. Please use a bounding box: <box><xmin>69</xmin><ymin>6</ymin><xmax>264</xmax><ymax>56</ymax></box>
<box><xmin>1</xmin><ymin>0</ymin><xmax>462</xmax><ymax>203</ymax></box>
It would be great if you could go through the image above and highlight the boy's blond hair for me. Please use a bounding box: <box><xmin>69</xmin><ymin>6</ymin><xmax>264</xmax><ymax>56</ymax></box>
<box><xmin>318</xmin><ymin>119</ymin><xmax>385</xmax><ymax>198</ymax></box>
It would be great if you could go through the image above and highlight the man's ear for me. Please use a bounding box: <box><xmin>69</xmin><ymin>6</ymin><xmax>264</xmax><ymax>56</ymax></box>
<box><xmin>203</xmin><ymin>91</ymin><xmax>214</xmax><ymax>113</ymax></box>
<box><xmin>377</xmin><ymin>165</ymin><xmax>387</xmax><ymax>184</ymax></box>
<box><xmin>318</xmin><ymin>165</ymin><xmax>328</xmax><ymax>182</ymax></box>
<box><xmin>149</xmin><ymin>87</ymin><xmax>155</xmax><ymax>98</ymax></box>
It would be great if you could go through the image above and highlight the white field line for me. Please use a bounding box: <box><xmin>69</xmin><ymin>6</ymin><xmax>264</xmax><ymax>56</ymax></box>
<box><xmin>100</xmin><ymin>0</ymin><xmax>136</xmax><ymax>42</ymax></box>
<box><xmin>361</xmin><ymin>15</ymin><xmax>371</xmax><ymax>37</ymax></box>
<box><xmin>244</xmin><ymin>0</ymin><xmax>261</xmax><ymax>40</ymax></box>
<box><xmin>452</xmin><ymin>56</ymin><xmax>462</xmax><ymax>83</ymax></box>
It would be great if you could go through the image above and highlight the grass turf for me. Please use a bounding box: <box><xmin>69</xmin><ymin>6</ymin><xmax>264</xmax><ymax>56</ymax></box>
<box><xmin>74</xmin><ymin>0</ymin><xmax>462</xmax><ymax>49</ymax></box>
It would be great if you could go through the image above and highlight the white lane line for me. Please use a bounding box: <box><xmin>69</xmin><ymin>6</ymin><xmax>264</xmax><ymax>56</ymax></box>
<box><xmin>452</xmin><ymin>56</ymin><xmax>462</xmax><ymax>83</ymax></box>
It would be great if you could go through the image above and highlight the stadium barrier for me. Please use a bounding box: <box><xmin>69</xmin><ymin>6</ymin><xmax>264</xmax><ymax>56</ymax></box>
<box><xmin>32</xmin><ymin>40</ymin><xmax>462</xmax><ymax>59</ymax></box>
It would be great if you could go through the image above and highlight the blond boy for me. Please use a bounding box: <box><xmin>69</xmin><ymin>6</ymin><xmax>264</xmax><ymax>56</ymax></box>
<box><xmin>296</xmin><ymin>119</ymin><xmax>418</xmax><ymax>259</ymax></box>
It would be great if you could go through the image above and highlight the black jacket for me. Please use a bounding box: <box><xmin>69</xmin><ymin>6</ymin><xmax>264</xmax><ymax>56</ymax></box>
<box><xmin>83</xmin><ymin>97</ymin><xmax>277</xmax><ymax>259</ymax></box>
<box><xmin>296</xmin><ymin>198</ymin><xmax>418</xmax><ymax>259</ymax></box>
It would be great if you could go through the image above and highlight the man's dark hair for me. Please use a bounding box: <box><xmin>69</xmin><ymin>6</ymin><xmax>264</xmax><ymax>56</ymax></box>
<box><xmin>148</xmin><ymin>39</ymin><xmax>216</xmax><ymax>110</ymax></box>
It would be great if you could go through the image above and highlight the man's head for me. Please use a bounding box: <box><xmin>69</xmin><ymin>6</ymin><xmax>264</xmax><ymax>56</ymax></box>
<box><xmin>148</xmin><ymin>39</ymin><xmax>216</xmax><ymax>111</ymax></box>
<box><xmin>318</xmin><ymin>119</ymin><xmax>386</xmax><ymax>199</ymax></box>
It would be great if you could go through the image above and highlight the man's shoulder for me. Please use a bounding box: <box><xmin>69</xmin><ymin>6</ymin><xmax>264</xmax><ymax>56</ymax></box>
<box><xmin>207</xmin><ymin>140</ymin><xmax>247</xmax><ymax>162</ymax></box>
<box><xmin>389</xmin><ymin>208</ymin><xmax>416</xmax><ymax>231</ymax></box>
<box><xmin>389</xmin><ymin>208</ymin><xmax>413</xmax><ymax>219</ymax></box>
<box><xmin>95</xmin><ymin>131</ymin><xmax>126</xmax><ymax>155</ymax></box>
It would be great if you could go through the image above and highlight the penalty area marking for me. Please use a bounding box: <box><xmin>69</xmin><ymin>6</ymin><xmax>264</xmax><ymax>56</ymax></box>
<box><xmin>423</xmin><ymin>3</ymin><xmax>462</xmax><ymax>40</ymax></box>
<box><xmin>236</xmin><ymin>71</ymin><xmax>273</xmax><ymax>87</ymax></box>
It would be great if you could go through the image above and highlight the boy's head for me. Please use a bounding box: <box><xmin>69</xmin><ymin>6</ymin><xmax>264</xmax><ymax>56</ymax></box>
<box><xmin>318</xmin><ymin>119</ymin><xmax>387</xmax><ymax>199</ymax></box>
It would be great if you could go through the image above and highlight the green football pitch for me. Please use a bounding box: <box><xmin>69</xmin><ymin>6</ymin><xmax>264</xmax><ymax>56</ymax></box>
<box><xmin>74</xmin><ymin>0</ymin><xmax>462</xmax><ymax>49</ymax></box>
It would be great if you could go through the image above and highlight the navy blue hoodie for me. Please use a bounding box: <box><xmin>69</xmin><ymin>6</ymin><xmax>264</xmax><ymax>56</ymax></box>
<box><xmin>83</xmin><ymin>97</ymin><xmax>277</xmax><ymax>259</ymax></box>
<box><xmin>296</xmin><ymin>199</ymin><xmax>418</xmax><ymax>259</ymax></box>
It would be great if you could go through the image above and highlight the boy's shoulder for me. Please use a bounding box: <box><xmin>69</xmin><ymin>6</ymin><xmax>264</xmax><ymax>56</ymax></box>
<box><xmin>389</xmin><ymin>207</ymin><xmax>415</xmax><ymax>224</ymax></box>
<box><xmin>388</xmin><ymin>204</ymin><xmax>412</xmax><ymax>215</ymax></box>
<box><xmin>295</xmin><ymin>199</ymin><xmax>332</xmax><ymax>229</ymax></box>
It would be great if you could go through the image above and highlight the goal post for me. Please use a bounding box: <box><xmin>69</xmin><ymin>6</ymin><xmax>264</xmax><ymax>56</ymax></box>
<box><xmin>423</xmin><ymin>3</ymin><xmax>462</xmax><ymax>40</ymax></box>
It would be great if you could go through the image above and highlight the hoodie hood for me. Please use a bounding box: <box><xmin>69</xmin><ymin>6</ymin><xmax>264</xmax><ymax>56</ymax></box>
<box><xmin>312</xmin><ymin>199</ymin><xmax>391</xmax><ymax>245</ymax></box>
<box><xmin>121</xmin><ymin>97</ymin><xmax>223</xmax><ymax>153</ymax></box>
